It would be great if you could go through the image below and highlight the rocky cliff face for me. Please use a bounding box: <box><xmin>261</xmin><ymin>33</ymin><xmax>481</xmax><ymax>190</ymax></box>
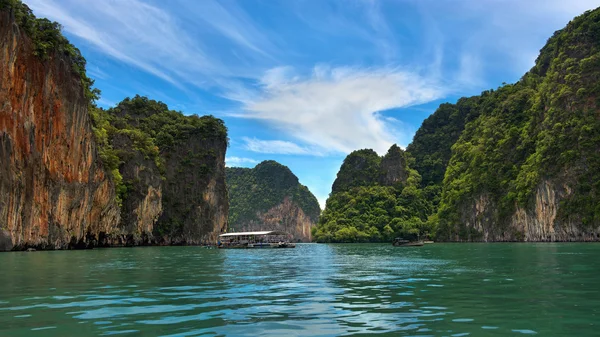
<box><xmin>226</xmin><ymin>161</ymin><xmax>320</xmax><ymax>242</ymax></box>
<box><xmin>93</xmin><ymin>96</ymin><xmax>229</xmax><ymax>246</ymax></box>
<box><xmin>455</xmin><ymin>180</ymin><xmax>599</xmax><ymax>242</ymax></box>
<box><xmin>0</xmin><ymin>9</ymin><xmax>120</xmax><ymax>250</ymax></box>
<box><xmin>110</xmin><ymin>133</ymin><xmax>162</xmax><ymax>243</ymax></box>
<box><xmin>331</xmin><ymin>145</ymin><xmax>410</xmax><ymax>193</ymax></box>
<box><xmin>0</xmin><ymin>3</ymin><xmax>229</xmax><ymax>250</ymax></box>
<box><xmin>157</xmin><ymin>135</ymin><xmax>228</xmax><ymax>245</ymax></box>
<box><xmin>379</xmin><ymin>144</ymin><xmax>409</xmax><ymax>186</ymax></box>
<box><xmin>235</xmin><ymin>197</ymin><xmax>314</xmax><ymax>242</ymax></box>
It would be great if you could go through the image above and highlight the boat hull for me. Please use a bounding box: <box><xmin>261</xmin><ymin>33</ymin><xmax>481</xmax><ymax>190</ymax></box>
<box><xmin>218</xmin><ymin>243</ymin><xmax>296</xmax><ymax>249</ymax></box>
<box><xmin>392</xmin><ymin>241</ymin><xmax>424</xmax><ymax>247</ymax></box>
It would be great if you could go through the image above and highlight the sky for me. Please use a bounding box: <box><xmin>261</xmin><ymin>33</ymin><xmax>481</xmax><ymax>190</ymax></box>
<box><xmin>28</xmin><ymin>0</ymin><xmax>600</xmax><ymax>209</ymax></box>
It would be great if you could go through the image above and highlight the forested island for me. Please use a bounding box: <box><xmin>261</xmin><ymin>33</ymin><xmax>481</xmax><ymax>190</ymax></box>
<box><xmin>314</xmin><ymin>8</ymin><xmax>600</xmax><ymax>242</ymax></box>
<box><xmin>226</xmin><ymin>161</ymin><xmax>320</xmax><ymax>242</ymax></box>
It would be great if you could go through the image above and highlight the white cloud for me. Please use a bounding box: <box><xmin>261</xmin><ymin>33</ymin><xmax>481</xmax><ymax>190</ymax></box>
<box><xmin>242</xmin><ymin>137</ymin><xmax>320</xmax><ymax>155</ymax></box>
<box><xmin>225</xmin><ymin>156</ymin><xmax>259</xmax><ymax>167</ymax></box>
<box><xmin>233</xmin><ymin>66</ymin><xmax>445</xmax><ymax>155</ymax></box>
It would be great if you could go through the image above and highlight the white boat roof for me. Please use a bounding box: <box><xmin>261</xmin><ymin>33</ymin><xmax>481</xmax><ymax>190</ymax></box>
<box><xmin>219</xmin><ymin>231</ymin><xmax>289</xmax><ymax>237</ymax></box>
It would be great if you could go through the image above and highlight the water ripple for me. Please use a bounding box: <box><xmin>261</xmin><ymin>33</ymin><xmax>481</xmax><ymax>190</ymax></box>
<box><xmin>1</xmin><ymin>244</ymin><xmax>599</xmax><ymax>336</ymax></box>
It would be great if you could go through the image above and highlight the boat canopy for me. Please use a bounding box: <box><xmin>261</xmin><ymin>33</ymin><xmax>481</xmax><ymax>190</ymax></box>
<box><xmin>219</xmin><ymin>231</ymin><xmax>289</xmax><ymax>237</ymax></box>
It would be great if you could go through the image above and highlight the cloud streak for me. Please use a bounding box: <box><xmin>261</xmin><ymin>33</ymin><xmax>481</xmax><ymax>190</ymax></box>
<box><xmin>234</xmin><ymin>66</ymin><xmax>445</xmax><ymax>154</ymax></box>
<box><xmin>242</xmin><ymin>137</ymin><xmax>321</xmax><ymax>156</ymax></box>
<box><xmin>225</xmin><ymin>156</ymin><xmax>259</xmax><ymax>167</ymax></box>
<box><xmin>26</xmin><ymin>0</ymin><xmax>276</xmax><ymax>92</ymax></box>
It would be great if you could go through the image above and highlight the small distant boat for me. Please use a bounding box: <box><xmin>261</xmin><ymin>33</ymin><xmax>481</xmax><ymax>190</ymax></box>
<box><xmin>423</xmin><ymin>240</ymin><xmax>434</xmax><ymax>244</ymax></box>
<box><xmin>217</xmin><ymin>231</ymin><xmax>296</xmax><ymax>249</ymax></box>
<box><xmin>392</xmin><ymin>238</ymin><xmax>424</xmax><ymax>247</ymax></box>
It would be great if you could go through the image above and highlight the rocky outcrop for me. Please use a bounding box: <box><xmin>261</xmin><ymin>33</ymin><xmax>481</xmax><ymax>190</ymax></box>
<box><xmin>331</xmin><ymin>145</ymin><xmax>411</xmax><ymax>194</ymax></box>
<box><xmin>0</xmin><ymin>4</ymin><xmax>229</xmax><ymax>251</ymax></box>
<box><xmin>237</xmin><ymin>197</ymin><xmax>314</xmax><ymax>242</ymax></box>
<box><xmin>459</xmin><ymin>180</ymin><xmax>600</xmax><ymax>242</ymax></box>
<box><xmin>111</xmin><ymin>134</ymin><xmax>162</xmax><ymax>243</ymax></box>
<box><xmin>157</xmin><ymin>135</ymin><xmax>228</xmax><ymax>245</ymax></box>
<box><xmin>226</xmin><ymin>161</ymin><xmax>320</xmax><ymax>242</ymax></box>
<box><xmin>379</xmin><ymin>144</ymin><xmax>408</xmax><ymax>186</ymax></box>
<box><xmin>424</xmin><ymin>8</ymin><xmax>600</xmax><ymax>242</ymax></box>
<box><xmin>0</xmin><ymin>9</ymin><xmax>120</xmax><ymax>250</ymax></box>
<box><xmin>98</xmin><ymin>96</ymin><xmax>229</xmax><ymax>246</ymax></box>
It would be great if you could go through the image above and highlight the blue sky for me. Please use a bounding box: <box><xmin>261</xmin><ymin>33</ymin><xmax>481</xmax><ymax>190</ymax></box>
<box><xmin>28</xmin><ymin>0</ymin><xmax>599</xmax><ymax>208</ymax></box>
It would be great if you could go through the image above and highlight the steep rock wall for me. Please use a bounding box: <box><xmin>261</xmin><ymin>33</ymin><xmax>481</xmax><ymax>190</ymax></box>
<box><xmin>157</xmin><ymin>135</ymin><xmax>228</xmax><ymax>245</ymax></box>
<box><xmin>111</xmin><ymin>134</ymin><xmax>162</xmax><ymax>243</ymax></box>
<box><xmin>236</xmin><ymin>197</ymin><xmax>313</xmax><ymax>242</ymax></box>
<box><xmin>458</xmin><ymin>181</ymin><xmax>600</xmax><ymax>242</ymax></box>
<box><xmin>0</xmin><ymin>10</ymin><xmax>120</xmax><ymax>250</ymax></box>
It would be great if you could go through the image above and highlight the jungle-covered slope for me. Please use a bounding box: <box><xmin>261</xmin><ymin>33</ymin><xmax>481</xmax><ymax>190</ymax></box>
<box><xmin>412</xmin><ymin>8</ymin><xmax>600</xmax><ymax>241</ymax></box>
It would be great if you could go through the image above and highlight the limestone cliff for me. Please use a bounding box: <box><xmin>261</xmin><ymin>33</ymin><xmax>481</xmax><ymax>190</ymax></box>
<box><xmin>331</xmin><ymin>145</ymin><xmax>410</xmax><ymax>193</ymax></box>
<box><xmin>0</xmin><ymin>2</ymin><xmax>229</xmax><ymax>250</ymax></box>
<box><xmin>314</xmin><ymin>144</ymin><xmax>433</xmax><ymax>243</ymax></box>
<box><xmin>93</xmin><ymin>96</ymin><xmax>229</xmax><ymax>246</ymax></box>
<box><xmin>0</xmin><ymin>6</ymin><xmax>120</xmax><ymax>250</ymax></box>
<box><xmin>454</xmin><ymin>180</ymin><xmax>599</xmax><ymax>242</ymax></box>
<box><xmin>109</xmin><ymin>133</ymin><xmax>162</xmax><ymax>244</ymax></box>
<box><xmin>226</xmin><ymin>161</ymin><xmax>320</xmax><ymax>242</ymax></box>
<box><xmin>428</xmin><ymin>8</ymin><xmax>600</xmax><ymax>241</ymax></box>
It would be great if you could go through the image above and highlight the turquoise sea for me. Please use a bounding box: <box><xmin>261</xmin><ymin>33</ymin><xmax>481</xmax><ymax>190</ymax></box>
<box><xmin>1</xmin><ymin>243</ymin><xmax>599</xmax><ymax>336</ymax></box>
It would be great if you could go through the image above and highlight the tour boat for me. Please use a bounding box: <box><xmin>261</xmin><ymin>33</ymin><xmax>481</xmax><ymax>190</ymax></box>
<box><xmin>392</xmin><ymin>238</ymin><xmax>424</xmax><ymax>247</ymax></box>
<box><xmin>217</xmin><ymin>231</ymin><xmax>296</xmax><ymax>249</ymax></box>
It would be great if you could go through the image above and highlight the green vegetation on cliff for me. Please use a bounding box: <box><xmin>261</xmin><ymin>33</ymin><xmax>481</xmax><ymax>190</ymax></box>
<box><xmin>0</xmin><ymin>0</ymin><xmax>98</xmax><ymax>102</ymax></box>
<box><xmin>314</xmin><ymin>146</ymin><xmax>435</xmax><ymax>242</ymax></box>
<box><xmin>91</xmin><ymin>95</ymin><xmax>227</xmax><ymax>205</ymax></box>
<box><xmin>406</xmin><ymin>98</ymin><xmax>481</xmax><ymax>189</ymax></box>
<box><xmin>91</xmin><ymin>95</ymin><xmax>228</xmax><ymax>239</ymax></box>
<box><xmin>226</xmin><ymin>161</ymin><xmax>320</xmax><ymax>229</ymax></box>
<box><xmin>406</xmin><ymin>8</ymin><xmax>600</xmax><ymax>241</ymax></box>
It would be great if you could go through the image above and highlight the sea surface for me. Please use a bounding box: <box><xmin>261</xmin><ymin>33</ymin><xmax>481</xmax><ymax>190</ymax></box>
<box><xmin>0</xmin><ymin>243</ymin><xmax>599</xmax><ymax>336</ymax></box>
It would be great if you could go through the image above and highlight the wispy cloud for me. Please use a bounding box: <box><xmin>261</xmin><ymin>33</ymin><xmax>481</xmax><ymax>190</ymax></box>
<box><xmin>233</xmin><ymin>66</ymin><xmax>445</xmax><ymax>155</ymax></box>
<box><xmin>242</xmin><ymin>137</ymin><xmax>321</xmax><ymax>156</ymax></box>
<box><xmin>26</xmin><ymin>0</ymin><xmax>276</xmax><ymax>92</ymax></box>
<box><xmin>87</xmin><ymin>65</ymin><xmax>109</xmax><ymax>80</ymax></box>
<box><xmin>225</xmin><ymin>156</ymin><xmax>258</xmax><ymax>167</ymax></box>
<box><xmin>27</xmin><ymin>0</ymin><xmax>600</xmax><ymax>157</ymax></box>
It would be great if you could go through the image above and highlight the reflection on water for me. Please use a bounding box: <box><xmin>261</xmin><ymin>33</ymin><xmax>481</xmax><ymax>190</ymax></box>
<box><xmin>1</xmin><ymin>243</ymin><xmax>600</xmax><ymax>336</ymax></box>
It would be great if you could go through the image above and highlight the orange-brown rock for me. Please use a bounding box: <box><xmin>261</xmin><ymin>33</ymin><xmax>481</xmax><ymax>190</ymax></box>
<box><xmin>0</xmin><ymin>10</ymin><xmax>120</xmax><ymax>250</ymax></box>
<box><xmin>237</xmin><ymin>197</ymin><xmax>314</xmax><ymax>242</ymax></box>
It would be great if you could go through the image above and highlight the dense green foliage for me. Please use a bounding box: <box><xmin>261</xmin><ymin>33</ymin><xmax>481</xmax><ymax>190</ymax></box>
<box><xmin>331</xmin><ymin>149</ymin><xmax>382</xmax><ymax>193</ymax></box>
<box><xmin>319</xmin><ymin>8</ymin><xmax>600</xmax><ymax>242</ymax></box>
<box><xmin>406</xmin><ymin>99</ymin><xmax>481</xmax><ymax>188</ymax></box>
<box><xmin>90</xmin><ymin>95</ymin><xmax>227</xmax><ymax>207</ymax></box>
<box><xmin>1</xmin><ymin>0</ymin><xmax>98</xmax><ymax>102</ymax></box>
<box><xmin>314</xmin><ymin>146</ymin><xmax>435</xmax><ymax>242</ymax></box>
<box><xmin>405</xmin><ymin>8</ymin><xmax>600</xmax><ymax>240</ymax></box>
<box><xmin>226</xmin><ymin>161</ymin><xmax>321</xmax><ymax>228</ymax></box>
